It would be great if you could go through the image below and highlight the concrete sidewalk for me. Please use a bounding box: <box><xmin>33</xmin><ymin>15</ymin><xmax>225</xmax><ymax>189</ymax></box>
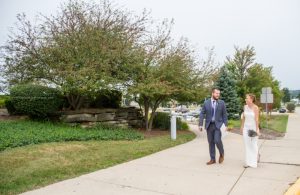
<box><xmin>22</xmin><ymin>109</ymin><xmax>300</xmax><ymax>195</ymax></box>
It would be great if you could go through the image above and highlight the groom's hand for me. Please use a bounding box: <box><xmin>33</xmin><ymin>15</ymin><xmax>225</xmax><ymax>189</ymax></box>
<box><xmin>198</xmin><ymin>126</ymin><xmax>203</xmax><ymax>131</ymax></box>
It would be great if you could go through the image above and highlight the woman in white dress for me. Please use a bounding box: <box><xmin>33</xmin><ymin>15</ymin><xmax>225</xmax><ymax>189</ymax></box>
<box><xmin>240</xmin><ymin>94</ymin><xmax>261</xmax><ymax>168</ymax></box>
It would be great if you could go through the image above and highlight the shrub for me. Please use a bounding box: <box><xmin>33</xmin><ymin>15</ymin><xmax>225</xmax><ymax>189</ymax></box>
<box><xmin>178</xmin><ymin>120</ymin><xmax>189</xmax><ymax>130</ymax></box>
<box><xmin>153</xmin><ymin>112</ymin><xmax>189</xmax><ymax>130</ymax></box>
<box><xmin>90</xmin><ymin>89</ymin><xmax>122</xmax><ymax>108</ymax></box>
<box><xmin>0</xmin><ymin>95</ymin><xmax>9</xmax><ymax>108</ymax></box>
<box><xmin>10</xmin><ymin>84</ymin><xmax>63</xmax><ymax>119</ymax></box>
<box><xmin>0</xmin><ymin>120</ymin><xmax>144</xmax><ymax>150</ymax></box>
<box><xmin>4</xmin><ymin>99</ymin><xmax>19</xmax><ymax>115</ymax></box>
<box><xmin>286</xmin><ymin>102</ymin><xmax>296</xmax><ymax>113</ymax></box>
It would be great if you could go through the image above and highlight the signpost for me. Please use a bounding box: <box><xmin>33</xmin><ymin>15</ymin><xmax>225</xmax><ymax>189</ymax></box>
<box><xmin>260</xmin><ymin>87</ymin><xmax>273</xmax><ymax>130</ymax></box>
<box><xmin>170</xmin><ymin>111</ymin><xmax>177</xmax><ymax>140</ymax></box>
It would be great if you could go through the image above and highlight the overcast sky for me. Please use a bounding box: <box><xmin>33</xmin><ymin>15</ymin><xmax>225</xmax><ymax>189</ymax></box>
<box><xmin>1</xmin><ymin>0</ymin><xmax>299</xmax><ymax>90</ymax></box>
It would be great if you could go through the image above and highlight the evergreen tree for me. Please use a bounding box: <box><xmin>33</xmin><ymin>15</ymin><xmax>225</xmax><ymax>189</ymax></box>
<box><xmin>215</xmin><ymin>66</ymin><xmax>241</xmax><ymax>119</ymax></box>
<box><xmin>282</xmin><ymin>88</ymin><xmax>291</xmax><ymax>103</ymax></box>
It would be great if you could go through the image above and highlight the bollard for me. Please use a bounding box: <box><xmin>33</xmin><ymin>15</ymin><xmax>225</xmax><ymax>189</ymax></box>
<box><xmin>171</xmin><ymin>112</ymin><xmax>177</xmax><ymax>140</ymax></box>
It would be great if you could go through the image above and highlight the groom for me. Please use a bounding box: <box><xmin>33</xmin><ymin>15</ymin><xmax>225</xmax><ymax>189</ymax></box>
<box><xmin>199</xmin><ymin>88</ymin><xmax>228</xmax><ymax>165</ymax></box>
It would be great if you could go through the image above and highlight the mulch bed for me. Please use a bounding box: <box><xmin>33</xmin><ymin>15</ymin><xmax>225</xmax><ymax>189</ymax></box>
<box><xmin>229</xmin><ymin>128</ymin><xmax>285</xmax><ymax>140</ymax></box>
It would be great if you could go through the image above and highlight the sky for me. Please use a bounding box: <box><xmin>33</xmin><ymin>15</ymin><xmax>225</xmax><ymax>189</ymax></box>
<box><xmin>0</xmin><ymin>0</ymin><xmax>299</xmax><ymax>90</ymax></box>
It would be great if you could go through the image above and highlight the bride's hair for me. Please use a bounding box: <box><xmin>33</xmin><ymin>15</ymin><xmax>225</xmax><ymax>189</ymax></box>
<box><xmin>246</xmin><ymin>93</ymin><xmax>256</xmax><ymax>103</ymax></box>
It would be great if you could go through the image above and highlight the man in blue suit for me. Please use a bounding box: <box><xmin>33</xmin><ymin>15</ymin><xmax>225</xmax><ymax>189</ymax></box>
<box><xmin>199</xmin><ymin>88</ymin><xmax>228</xmax><ymax>165</ymax></box>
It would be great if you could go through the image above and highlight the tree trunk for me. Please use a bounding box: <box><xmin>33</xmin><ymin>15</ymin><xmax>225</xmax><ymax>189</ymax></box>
<box><xmin>67</xmin><ymin>94</ymin><xmax>84</xmax><ymax>110</ymax></box>
<box><xmin>144</xmin><ymin>100</ymin><xmax>150</xmax><ymax>131</ymax></box>
<box><xmin>148</xmin><ymin>109</ymin><xmax>156</xmax><ymax>131</ymax></box>
<box><xmin>147</xmin><ymin>98</ymin><xmax>162</xmax><ymax>131</ymax></box>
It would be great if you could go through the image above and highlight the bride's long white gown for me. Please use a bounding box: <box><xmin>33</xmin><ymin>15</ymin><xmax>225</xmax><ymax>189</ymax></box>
<box><xmin>243</xmin><ymin>105</ymin><xmax>258</xmax><ymax>168</ymax></box>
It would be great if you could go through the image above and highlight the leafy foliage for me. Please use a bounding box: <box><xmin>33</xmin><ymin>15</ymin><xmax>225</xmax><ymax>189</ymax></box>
<box><xmin>10</xmin><ymin>84</ymin><xmax>63</xmax><ymax>119</ymax></box>
<box><xmin>226</xmin><ymin>45</ymin><xmax>282</xmax><ymax>109</ymax></box>
<box><xmin>0</xmin><ymin>95</ymin><xmax>9</xmax><ymax>108</ymax></box>
<box><xmin>152</xmin><ymin>112</ymin><xmax>189</xmax><ymax>130</ymax></box>
<box><xmin>0</xmin><ymin>120</ymin><xmax>144</xmax><ymax>151</ymax></box>
<box><xmin>1</xmin><ymin>0</ymin><xmax>147</xmax><ymax>110</ymax></box>
<box><xmin>4</xmin><ymin>99</ymin><xmax>19</xmax><ymax>115</ymax></box>
<box><xmin>286</xmin><ymin>102</ymin><xmax>296</xmax><ymax>113</ymax></box>
<box><xmin>90</xmin><ymin>90</ymin><xmax>122</xmax><ymax>108</ymax></box>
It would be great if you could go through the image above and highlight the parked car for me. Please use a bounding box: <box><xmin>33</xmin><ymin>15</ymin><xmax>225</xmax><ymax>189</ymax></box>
<box><xmin>175</xmin><ymin>105</ymin><xmax>189</xmax><ymax>113</ymax></box>
<box><xmin>279</xmin><ymin>107</ymin><xmax>287</xmax><ymax>113</ymax></box>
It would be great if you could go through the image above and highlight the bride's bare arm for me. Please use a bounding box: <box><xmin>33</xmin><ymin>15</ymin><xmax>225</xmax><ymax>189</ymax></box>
<box><xmin>240</xmin><ymin>106</ymin><xmax>245</xmax><ymax>134</ymax></box>
<box><xmin>254</xmin><ymin>106</ymin><xmax>260</xmax><ymax>135</ymax></box>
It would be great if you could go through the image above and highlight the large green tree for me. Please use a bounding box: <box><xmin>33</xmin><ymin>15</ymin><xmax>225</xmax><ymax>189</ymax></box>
<box><xmin>226</xmin><ymin>45</ymin><xmax>282</xmax><ymax>109</ymax></box>
<box><xmin>215</xmin><ymin>66</ymin><xmax>241</xmax><ymax>119</ymax></box>
<box><xmin>1</xmin><ymin>0</ymin><xmax>147</xmax><ymax>110</ymax></box>
<box><xmin>244</xmin><ymin>64</ymin><xmax>282</xmax><ymax>108</ymax></box>
<box><xmin>226</xmin><ymin>45</ymin><xmax>256</xmax><ymax>99</ymax></box>
<box><xmin>124</xmin><ymin>27</ymin><xmax>213</xmax><ymax>131</ymax></box>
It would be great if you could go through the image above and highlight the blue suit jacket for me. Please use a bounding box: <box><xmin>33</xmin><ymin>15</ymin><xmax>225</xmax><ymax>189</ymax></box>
<box><xmin>199</xmin><ymin>99</ymin><xmax>228</xmax><ymax>130</ymax></box>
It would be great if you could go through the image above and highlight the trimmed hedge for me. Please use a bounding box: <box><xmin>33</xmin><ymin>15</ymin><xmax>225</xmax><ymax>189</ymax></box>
<box><xmin>10</xmin><ymin>84</ymin><xmax>63</xmax><ymax>119</ymax></box>
<box><xmin>4</xmin><ymin>99</ymin><xmax>19</xmax><ymax>115</ymax></box>
<box><xmin>153</xmin><ymin>112</ymin><xmax>189</xmax><ymax>130</ymax></box>
<box><xmin>0</xmin><ymin>120</ymin><xmax>144</xmax><ymax>151</ymax></box>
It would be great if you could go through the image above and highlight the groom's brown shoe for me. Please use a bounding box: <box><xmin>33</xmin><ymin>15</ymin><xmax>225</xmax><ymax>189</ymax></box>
<box><xmin>206</xmin><ymin>160</ymin><xmax>216</xmax><ymax>165</ymax></box>
<box><xmin>219</xmin><ymin>154</ymin><xmax>224</xmax><ymax>164</ymax></box>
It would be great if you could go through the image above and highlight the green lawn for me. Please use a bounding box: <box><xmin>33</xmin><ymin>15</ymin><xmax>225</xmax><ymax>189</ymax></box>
<box><xmin>0</xmin><ymin>121</ymin><xmax>195</xmax><ymax>195</ymax></box>
<box><xmin>228</xmin><ymin>114</ymin><xmax>289</xmax><ymax>133</ymax></box>
<box><xmin>0</xmin><ymin>120</ymin><xmax>144</xmax><ymax>151</ymax></box>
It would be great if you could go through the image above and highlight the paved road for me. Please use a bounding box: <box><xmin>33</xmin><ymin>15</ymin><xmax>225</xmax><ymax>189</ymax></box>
<box><xmin>22</xmin><ymin>109</ymin><xmax>300</xmax><ymax>195</ymax></box>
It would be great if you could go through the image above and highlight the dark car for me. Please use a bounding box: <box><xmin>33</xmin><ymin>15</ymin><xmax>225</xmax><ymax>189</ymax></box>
<box><xmin>279</xmin><ymin>108</ymin><xmax>287</xmax><ymax>113</ymax></box>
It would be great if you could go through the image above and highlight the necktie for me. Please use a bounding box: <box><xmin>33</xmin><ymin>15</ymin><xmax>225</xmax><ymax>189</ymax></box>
<box><xmin>212</xmin><ymin>100</ymin><xmax>216</xmax><ymax>121</ymax></box>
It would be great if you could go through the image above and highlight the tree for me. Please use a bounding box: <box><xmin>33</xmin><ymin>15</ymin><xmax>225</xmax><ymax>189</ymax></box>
<box><xmin>226</xmin><ymin>46</ymin><xmax>283</xmax><ymax>109</ymax></box>
<box><xmin>215</xmin><ymin>66</ymin><xmax>241</xmax><ymax>119</ymax></box>
<box><xmin>226</xmin><ymin>45</ymin><xmax>256</xmax><ymax>99</ymax></box>
<box><xmin>282</xmin><ymin>88</ymin><xmax>291</xmax><ymax>104</ymax></box>
<box><xmin>122</xmin><ymin>21</ymin><xmax>214</xmax><ymax>131</ymax></box>
<box><xmin>297</xmin><ymin>93</ymin><xmax>300</xmax><ymax>99</ymax></box>
<box><xmin>245</xmin><ymin>64</ymin><xmax>282</xmax><ymax>108</ymax></box>
<box><xmin>1</xmin><ymin>0</ymin><xmax>148</xmax><ymax>110</ymax></box>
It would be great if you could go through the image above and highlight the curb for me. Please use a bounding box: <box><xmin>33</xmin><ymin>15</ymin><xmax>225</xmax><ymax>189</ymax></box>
<box><xmin>285</xmin><ymin>178</ymin><xmax>300</xmax><ymax>195</ymax></box>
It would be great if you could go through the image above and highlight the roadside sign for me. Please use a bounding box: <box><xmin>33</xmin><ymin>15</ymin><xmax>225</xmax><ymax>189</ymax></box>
<box><xmin>260</xmin><ymin>93</ymin><xmax>274</xmax><ymax>104</ymax></box>
<box><xmin>262</xmin><ymin>87</ymin><xmax>272</xmax><ymax>94</ymax></box>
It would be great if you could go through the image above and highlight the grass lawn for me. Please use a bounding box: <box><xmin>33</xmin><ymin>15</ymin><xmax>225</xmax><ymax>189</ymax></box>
<box><xmin>0</xmin><ymin>120</ymin><xmax>195</xmax><ymax>195</ymax></box>
<box><xmin>228</xmin><ymin>114</ymin><xmax>289</xmax><ymax>133</ymax></box>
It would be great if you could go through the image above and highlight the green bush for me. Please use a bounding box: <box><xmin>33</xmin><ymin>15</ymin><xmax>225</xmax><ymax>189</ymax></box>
<box><xmin>153</xmin><ymin>112</ymin><xmax>189</xmax><ymax>130</ymax></box>
<box><xmin>286</xmin><ymin>102</ymin><xmax>296</xmax><ymax>113</ymax></box>
<box><xmin>0</xmin><ymin>120</ymin><xmax>144</xmax><ymax>151</ymax></box>
<box><xmin>10</xmin><ymin>84</ymin><xmax>63</xmax><ymax>119</ymax></box>
<box><xmin>90</xmin><ymin>89</ymin><xmax>122</xmax><ymax>108</ymax></box>
<box><xmin>4</xmin><ymin>99</ymin><xmax>19</xmax><ymax>115</ymax></box>
<box><xmin>0</xmin><ymin>95</ymin><xmax>9</xmax><ymax>108</ymax></box>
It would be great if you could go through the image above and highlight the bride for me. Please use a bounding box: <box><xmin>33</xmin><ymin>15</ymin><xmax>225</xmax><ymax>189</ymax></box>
<box><xmin>240</xmin><ymin>94</ymin><xmax>261</xmax><ymax>168</ymax></box>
